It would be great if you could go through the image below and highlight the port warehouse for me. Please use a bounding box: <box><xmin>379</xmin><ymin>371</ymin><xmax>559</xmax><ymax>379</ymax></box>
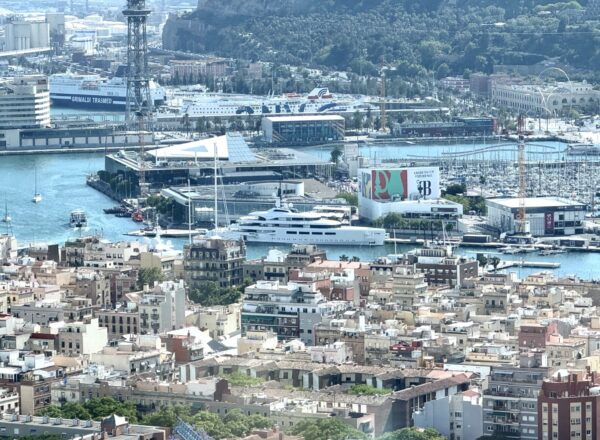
<box><xmin>392</xmin><ymin>117</ymin><xmax>497</xmax><ymax>137</ymax></box>
<box><xmin>262</xmin><ymin>115</ymin><xmax>345</xmax><ymax>144</ymax></box>
<box><xmin>486</xmin><ymin>197</ymin><xmax>586</xmax><ymax>236</ymax></box>
<box><xmin>0</xmin><ymin>127</ymin><xmax>153</xmax><ymax>150</ymax></box>
<box><xmin>105</xmin><ymin>133</ymin><xmax>335</xmax><ymax>189</ymax></box>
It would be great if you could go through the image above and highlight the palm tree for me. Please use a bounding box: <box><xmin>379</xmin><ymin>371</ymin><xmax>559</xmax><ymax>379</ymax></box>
<box><xmin>181</xmin><ymin>113</ymin><xmax>191</xmax><ymax>137</ymax></box>
<box><xmin>330</xmin><ymin>146</ymin><xmax>343</xmax><ymax>164</ymax></box>
<box><xmin>350</xmin><ymin>256</ymin><xmax>360</xmax><ymax>262</ymax></box>
<box><xmin>339</xmin><ymin>254</ymin><xmax>349</xmax><ymax>262</ymax></box>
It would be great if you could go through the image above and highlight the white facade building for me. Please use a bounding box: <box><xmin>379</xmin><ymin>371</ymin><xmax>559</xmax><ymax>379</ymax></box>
<box><xmin>0</xmin><ymin>76</ymin><xmax>50</xmax><ymax>131</ymax></box>
<box><xmin>492</xmin><ymin>81</ymin><xmax>600</xmax><ymax>114</ymax></box>
<box><xmin>358</xmin><ymin>166</ymin><xmax>463</xmax><ymax>223</ymax></box>
<box><xmin>486</xmin><ymin>197</ymin><xmax>586</xmax><ymax>236</ymax></box>
<box><xmin>138</xmin><ymin>280</ymin><xmax>186</xmax><ymax>335</ymax></box>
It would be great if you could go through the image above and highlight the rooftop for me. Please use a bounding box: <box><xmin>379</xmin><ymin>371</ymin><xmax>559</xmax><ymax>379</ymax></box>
<box><xmin>147</xmin><ymin>133</ymin><xmax>256</xmax><ymax>162</ymax></box>
<box><xmin>264</xmin><ymin>115</ymin><xmax>345</xmax><ymax>123</ymax></box>
<box><xmin>487</xmin><ymin>197</ymin><xmax>586</xmax><ymax>209</ymax></box>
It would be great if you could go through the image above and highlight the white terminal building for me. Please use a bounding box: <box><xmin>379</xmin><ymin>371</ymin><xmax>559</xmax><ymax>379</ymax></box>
<box><xmin>358</xmin><ymin>166</ymin><xmax>463</xmax><ymax>226</ymax></box>
<box><xmin>492</xmin><ymin>81</ymin><xmax>600</xmax><ymax>114</ymax></box>
<box><xmin>0</xmin><ymin>76</ymin><xmax>50</xmax><ymax>149</ymax></box>
<box><xmin>486</xmin><ymin>197</ymin><xmax>586</xmax><ymax>236</ymax></box>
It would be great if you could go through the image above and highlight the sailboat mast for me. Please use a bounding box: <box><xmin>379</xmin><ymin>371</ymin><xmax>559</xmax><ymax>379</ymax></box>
<box><xmin>187</xmin><ymin>179</ymin><xmax>192</xmax><ymax>245</ymax></box>
<box><xmin>214</xmin><ymin>142</ymin><xmax>218</xmax><ymax>229</ymax></box>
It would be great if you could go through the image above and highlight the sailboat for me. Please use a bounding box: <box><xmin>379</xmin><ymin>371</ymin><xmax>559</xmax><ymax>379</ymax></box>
<box><xmin>1</xmin><ymin>197</ymin><xmax>10</xmax><ymax>223</ymax></box>
<box><xmin>32</xmin><ymin>168</ymin><xmax>42</xmax><ymax>203</ymax></box>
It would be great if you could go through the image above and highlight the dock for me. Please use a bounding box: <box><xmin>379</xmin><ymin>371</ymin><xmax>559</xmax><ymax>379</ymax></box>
<box><xmin>492</xmin><ymin>260</ymin><xmax>561</xmax><ymax>271</ymax></box>
<box><xmin>125</xmin><ymin>229</ymin><xmax>206</xmax><ymax>238</ymax></box>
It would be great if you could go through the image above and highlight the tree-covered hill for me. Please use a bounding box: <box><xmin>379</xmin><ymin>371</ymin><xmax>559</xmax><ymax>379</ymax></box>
<box><xmin>163</xmin><ymin>0</ymin><xmax>599</xmax><ymax>78</ymax></box>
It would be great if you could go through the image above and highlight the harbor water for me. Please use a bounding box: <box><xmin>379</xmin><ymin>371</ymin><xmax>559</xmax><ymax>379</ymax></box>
<box><xmin>1</xmin><ymin>150</ymin><xmax>599</xmax><ymax>280</ymax></box>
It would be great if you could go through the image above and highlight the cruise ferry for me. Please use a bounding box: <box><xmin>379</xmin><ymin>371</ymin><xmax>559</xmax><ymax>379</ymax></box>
<box><xmin>208</xmin><ymin>203</ymin><xmax>386</xmax><ymax>246</ymax></box>
<box><xmin>49</xmin><ymin>73</ymin><xmax>166</xmax><ymax>110</ymax></box>
<box><xmin>157</xmin><ymin>87</ymin><xmax>379</xmax><ymax>119</ymax></box>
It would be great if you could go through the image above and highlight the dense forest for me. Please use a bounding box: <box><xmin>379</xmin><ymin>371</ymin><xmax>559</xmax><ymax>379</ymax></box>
<box><xmin>163</xmin><ymin>0</ymin><xmax>600</xmax><ymax>80</ymax></box>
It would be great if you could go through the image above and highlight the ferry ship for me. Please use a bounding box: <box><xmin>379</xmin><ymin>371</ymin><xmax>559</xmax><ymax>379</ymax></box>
<box><xmin>208</xmin><ymin>203</ymin><xmax>386</xmax><ymax>246</ymax></box>
<box><xmin>156</xmin><ymin>87</ymin><xmax>379</xmax><ymax>119</ymax></box>
<box><xmin>49</xmin><ymin>73</ymin><xmax>166</xmax><ymax>110</ymax></box>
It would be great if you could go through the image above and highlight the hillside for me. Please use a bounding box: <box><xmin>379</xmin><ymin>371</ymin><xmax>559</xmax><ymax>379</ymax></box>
<box><xmin>162</xmin><ymin>0</ymin><xmax>599</xmax><ymax>78</ymax></box>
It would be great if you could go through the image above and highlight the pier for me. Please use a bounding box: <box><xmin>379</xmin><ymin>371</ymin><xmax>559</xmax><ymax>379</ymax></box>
<box><xmin>491</xmin><ymin>260</ymin><xmax>561</xmax><ymax>271</ymax></box>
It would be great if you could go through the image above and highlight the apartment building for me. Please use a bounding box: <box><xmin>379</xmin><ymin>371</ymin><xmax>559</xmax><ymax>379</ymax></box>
<box><xmin>57</xmin><ymin>318</ymin><xmax>108</xmax><ymax>356</ymax></box>
<box><xmin>241</xmin><ymin>280</ymin><xmax>348</xmax><ymax>345</ymax></box>
<box><xmin>184</xmin><ymin>237</ymin><xmax>245</xmax><ymax>289</ymax></box>
<box><xmin>538</xmin><ymin>371</ymin><xmax>600</xmax><ymax>440</ymax></box>
<box><xmin>482</xmin><ymin>365</ymin><xmax>548</xmax><ymax>439</ymax></box>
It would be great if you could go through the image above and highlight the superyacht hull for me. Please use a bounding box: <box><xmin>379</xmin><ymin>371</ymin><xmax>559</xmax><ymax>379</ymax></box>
<box><xmin>218</xmin><ymin>227</ymin><xmax>386</xmax><ymax>246</ymax></box>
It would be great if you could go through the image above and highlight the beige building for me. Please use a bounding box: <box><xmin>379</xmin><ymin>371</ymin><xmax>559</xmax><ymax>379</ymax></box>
<box><xmin>57</xmin><ymin>318</ymin><xmax>108</xmax><ymax>356</ymax></box>
<box><xmin>194</xmin><ymin>303</ymin><xmax>240</xmax><ymax>339</ymax></box>
<box><xmin>491</xmin><ymin>81</ymin><xmax>600</xmax><ymax>114</ymax></box>
<box><xmin>238</xmin><ymin>331</ymin><xmax>278</xmax><ymax>355</ymax></box>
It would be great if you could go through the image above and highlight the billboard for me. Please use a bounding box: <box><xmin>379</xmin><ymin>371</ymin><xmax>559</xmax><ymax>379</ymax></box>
<box><xmin>545</xmin><ymin>212</ymin><xmax>554</xmax><ymax>231</ymax></box>
<box><xmin>359</xmin><ymin>167</ymin><xmax>440</xmax><ymax>201</ymax></box>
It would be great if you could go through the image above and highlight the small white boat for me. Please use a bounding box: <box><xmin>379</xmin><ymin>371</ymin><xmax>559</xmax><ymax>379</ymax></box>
<box><xmin>1</xmin><ymin>198</ymin><xmax>10</xmax><ymax>223</ymax></box>
<box><xmin>69</xmin><ymin>209</ymin><xmax>87</xmax><ymax>228</ymax></box>
<box><xmin>539</xmin><ymin>248</ymin><xmax>567</xmax><ymax>256</ymax></box>
<box><xmin>32</xmin><ymin>168</ymin><xmax>42</xmax><ymax>203</ymax></box>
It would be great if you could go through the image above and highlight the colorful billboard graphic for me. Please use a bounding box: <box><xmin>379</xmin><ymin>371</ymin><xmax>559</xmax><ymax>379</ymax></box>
<box><xmin>359</xmin><ymin>167</ymin><xmax>440</xmax><ymax>201</ymax></box>
<box><xmin>545</xmin><ymin>212</ymin><xmax>554</xmax><ymax>231</ymax></box>
<box><xmin>372</xmin><ymin>170</ymin><xmax>408</xmax><ymax>200</ymax></box>
<box><xmin>360</xmin><ymin>170</ymin><xmax>372</xmax><ymax>199</ymax></box>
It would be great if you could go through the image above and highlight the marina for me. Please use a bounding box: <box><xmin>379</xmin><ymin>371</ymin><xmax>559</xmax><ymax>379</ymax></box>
<box><xmin>0</xmin><ymin>150</ymin><xmax>599</xmax><ymax>279</ymax></box>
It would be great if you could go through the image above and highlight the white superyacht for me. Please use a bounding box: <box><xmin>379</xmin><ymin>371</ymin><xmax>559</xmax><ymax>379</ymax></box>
<box><xmin>209</xmin><ymin>202</ymin><xmax>386</xmax><ymax>246</ymax></box>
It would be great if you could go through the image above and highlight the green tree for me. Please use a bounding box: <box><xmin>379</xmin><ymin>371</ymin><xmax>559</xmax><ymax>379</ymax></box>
<box><xmin>339</xmin><ymin>254</ymin><xmax>349</xmax><ymax>262</ymax></box>
<box><xmin>84</xmin><ymin>397</ymin><xmax>138</xmax><ymax>422</ymax></box>
<box><xmin>141</xmin><ymin>404</ymin><xmax>192</xmax><ymax>428</ymax></box>
<box><xmin>191</xmin><ymin>410</ymin><xmax>272</xmax><ymax>440</ymax></box>
<box><xmin>37</xmin><ymin>405</ymin><xmax>64</xmax><ymax>418</ymax></box>
<box><xmin>290</xmin><ymin>418</ymin><xmax>367</xmax><ymax>440</ymax></box>
<box><xmin>61</xmin><ymin>402</ymin><xmax>92</xmax><ymax>420</ymax></box>
<box><xmin>39</xmin><ymin>398</ymin><xmax>137</xmax><ymax>422</ymax></box>
<box><xmin>379</xmin><ymin>427</ymin><xmax>445</xmax><ymax>440</ymax></box>
<box><xmin>352</xmin><ymin>110</ymin><xmax>363</xmax><ymax>130</ymax></box>
<box><xmin>223</xmin><ymin>371</ymin><xmax>265</xmax><ymax>387</ymax></box>
<box><xmin>445</xmin><ymin>183</ymin><xmax>466</xmax><ymax>196</ymax></box>
<box><xmin>490</xmin><ymin>256</ymin><xmax>501</xmax><ymax>271</ymax></box>
<box><xmin>445</xmin><ymin>194</ymin><xmax>470</xmax><ymax>213</ymax></box>
<box><xmin>330</xmin><ymin>146</ymin><xmax>343</xmax><ymax>164</ymax></box>
<box><xmin>336</xmin><ymin>192</ymin><xmax>358</xmax><ymax>207</ymax></box>
<box><xmin>348</xmin><ymin>384</ymin><xmax>392</xmax><ymax>395</ymax></box>
<box><xmin>138</xmin><ymin>267</ymin><xmax>166</xmax><ymax>289</ymax></box>
<box><xmin>189</xmin><ymin>281</ymin><xmax>242</xmax><ymax>306</ymax></box>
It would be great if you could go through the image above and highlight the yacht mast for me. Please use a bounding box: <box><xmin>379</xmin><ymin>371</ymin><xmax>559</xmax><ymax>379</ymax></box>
<box><xmin>214</xmin><ymin>142</ymin><xmax>218</xmax><ymax>229</ymax></box>
<box><xmin>187</xmin><ymin>179</ymin><xmax>192</xmax><ymax>245</ymax></box>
